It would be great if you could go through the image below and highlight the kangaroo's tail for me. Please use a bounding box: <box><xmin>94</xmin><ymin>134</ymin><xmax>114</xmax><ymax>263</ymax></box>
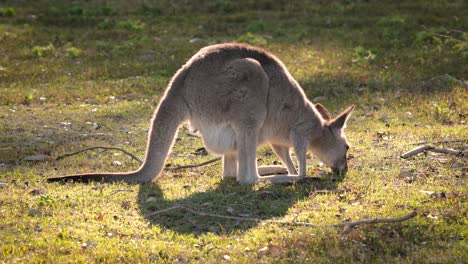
<box><xmin>48</xmin><ymin>76</ymin><xmax>190</xmax><ymax>184</ymax></box>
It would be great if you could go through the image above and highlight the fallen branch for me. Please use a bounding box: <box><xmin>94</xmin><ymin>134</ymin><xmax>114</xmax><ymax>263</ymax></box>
<box><xmin>421</xmin><ymin>74</ymin><xmax>468</xmax><ymax>89</ymax></box>
<box><xmin>146</xmin><ymin>204</ymin><xmax>417</xmax><ymax>228</ymax></box>
<box><xmin>309</xmin><ymin>189</ymin><xmax>338</xmax><ymax>195</ymax></box>
<box><xmin>410</xmin><ymin>138</ymin><xmax>468</xmax><ymax>146</ymax></box>
<box><xmin>401</xmin><ymin>145</ymin><xmax>464</xmax><ymax>159</ymax></box>
<box><xmin>56</xmin><ymin>146</ymin><xmax>143</xmax><ymax>164</ymax></box>
<box><xmin>56</xmin><ymin>146</ymin><xmax>222</xmax><ymax>171</ymax></box>
<box><xmin>401</xmin><ymin>145</ymin><xmax>433</xmax><ymax>158</ymax></box>
<box><xmin>429</xmin><ymin>148</ymin><xmax>463</xmax><ymax>156</ymax></box>
<box><xmin>164</xmin><ymin>157</ymin><xmax>221</xmax><ymax>171</ymax></box>
<box><xmin>422</xmin><ymin>26</ymin><xmax>466</xmax><ymax>43</ymax></box>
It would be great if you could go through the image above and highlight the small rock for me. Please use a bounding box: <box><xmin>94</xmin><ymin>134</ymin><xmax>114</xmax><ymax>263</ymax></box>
<box><xmin>0</xmin><ymin>182</ymin><xmax>8</xmax><ymax>188</ymax></box>
<box><xmin>189</xmin><ymin>38</ymin><xmax>201</xmax><ymax>43</ymax></box>
<box><xmin>426</xmin><ymin>214</ymin><xmax>438</xmax><ymax>220</ymax></box>
<box><xmin>82</xmin><ymin>241</ymin><xmax>97</xmax><ymax>249</ymax></box>
<box><xmin>398</xmin><ymin>169</ymin><xmax>414</xmax><ymax>179</ymax></box>
<box><xmin>112</xmin><ymin>161</ymin><xmax>122</xmax><ymax>166</ymax></box>
<box><xmin>399</xmin><ymin>169</ymin><xmax>415</xmax><ymax>183</ymax></box>
<box><xmin>30</xmin><ymin>189</ymin><xmax>45</xmax><ymax>196</ymax></box>
<box><xmin>226</xmin><ymin>207</ymin><xmax>236</xmax><ymax>214</ymax></box>
<box><xmin>357</xmin><ymin>87</ymin><xmax>369</xmax><ymax>93</ymax></box>
<box><xmin>419</xmin><ymin>190</ymin><xmax>435</xmax><ymax>195</ymax></box>
<box><xmin>85</xmin><ymin>98</ymin><xmax>99</xmax><ymax>105</ymax></box>
<box><xmin>379</xmin><ymin>114</ymin><xmax>391</xmax><ymax>122</ymax></box>
<box><xmin>28</xmin><ymin>208</ymin><xmax>42</xmax><ymax>217</ymax></box>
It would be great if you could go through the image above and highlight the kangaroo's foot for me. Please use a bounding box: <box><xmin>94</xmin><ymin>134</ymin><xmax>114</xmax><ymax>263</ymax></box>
<box><xmin>257</xmin><ymin>165</ymin><xmax>288</xmax><ymax>176</ymax></box>
<box><xmin>258</xmin><ymin>174</ymin><xmax>305</xmax><ymax>184</ymax></box>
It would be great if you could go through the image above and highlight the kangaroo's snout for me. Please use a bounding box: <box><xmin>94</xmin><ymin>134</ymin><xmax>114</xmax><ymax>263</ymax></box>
<box><xmin>332</xmin><ymin>162</ymin><xmax>348</xmax><ymax>175</ymax></box>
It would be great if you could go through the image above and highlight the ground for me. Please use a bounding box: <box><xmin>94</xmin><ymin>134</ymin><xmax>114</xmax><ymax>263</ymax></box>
<box><xmin>0</xmin><ymin>1</ymin><xmax>467</xmax><ymax>263</ymax></box>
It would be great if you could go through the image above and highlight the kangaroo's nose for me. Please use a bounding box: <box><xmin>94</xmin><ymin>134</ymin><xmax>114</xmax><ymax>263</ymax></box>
<box><xmin>332</xmin><ymin>163</ymin><xmax>348</xmax><ymax>175</ymax></box>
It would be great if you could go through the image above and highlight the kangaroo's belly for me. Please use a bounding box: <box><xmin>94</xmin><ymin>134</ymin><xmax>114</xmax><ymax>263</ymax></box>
<box><xmin>193</xmin><ymin>122</ymin><xmax>237</xmax><ymax>154</ymax></box>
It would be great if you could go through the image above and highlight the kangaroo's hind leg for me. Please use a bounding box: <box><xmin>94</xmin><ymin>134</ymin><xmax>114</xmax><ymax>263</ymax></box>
<box><xmin>236</xmin><ymin>124</ymin><xmax>262</xmax><ymax>184</ymax></box>
<box><xmin>222</xmin><ymin>153</ymin><xmax>238</xmax><ymax>180</ymax></box>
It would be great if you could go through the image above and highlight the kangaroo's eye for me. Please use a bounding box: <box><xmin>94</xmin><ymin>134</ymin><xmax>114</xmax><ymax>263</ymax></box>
<box><xmin>345</xmin><ymin>144</ymin><xmax>350</xmax><ymax>150</ymax></box>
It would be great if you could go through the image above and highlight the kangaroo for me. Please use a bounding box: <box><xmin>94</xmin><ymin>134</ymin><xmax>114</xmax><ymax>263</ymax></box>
<box><xmin>48</xmin><ymin>43</ymin><xmax>354</xmax><ymax>185</ymax></box>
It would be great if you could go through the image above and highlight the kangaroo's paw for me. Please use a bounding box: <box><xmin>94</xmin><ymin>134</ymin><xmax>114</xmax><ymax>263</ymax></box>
<box><xmin>258</xmin><ymin>174</ymin><xmax>305</xmax><ymax>184</ymax></box>
<box><xmin>258</xmin><ymin>165</ymin><xmax>288</xmax><ymax>176</ymax></box>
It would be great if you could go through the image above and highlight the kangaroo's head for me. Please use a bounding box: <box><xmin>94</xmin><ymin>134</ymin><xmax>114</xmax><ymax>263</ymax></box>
<box><xmin>310</xmin><ymin>104</ymin><xmax>355</xmax><ymax>174</ymax></box>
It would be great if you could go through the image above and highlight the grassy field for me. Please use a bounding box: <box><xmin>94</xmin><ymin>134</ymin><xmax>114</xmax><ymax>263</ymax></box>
<box><xmin>0</xmin><ymin>0</ymin><xmax>467</xmax><ymax>263</ymax></box>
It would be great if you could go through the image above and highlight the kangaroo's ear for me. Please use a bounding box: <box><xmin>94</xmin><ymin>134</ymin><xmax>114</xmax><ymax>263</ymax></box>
<box><xmin>330</xmin><ymin>105</ymin><xmax>355</xmax><ymax>129</ymax></box>
<box><xmin>315</xmin><ymin>103</ymin><xmax>331</xmax><ymax>121</ymax></box>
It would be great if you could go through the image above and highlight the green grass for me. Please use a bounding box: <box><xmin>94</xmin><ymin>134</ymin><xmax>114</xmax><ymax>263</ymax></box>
<box><xmin>0</xmin><ymin>1</ymin><xmax>467</xmax><ymax>263</ymax></box>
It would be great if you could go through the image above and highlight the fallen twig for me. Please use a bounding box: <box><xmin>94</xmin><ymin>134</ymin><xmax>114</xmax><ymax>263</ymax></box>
<box><xmin>56</xmin><ymin>146</ymin><xmax>143</xmax><ymax>164</ymax></box>
<box><xmin>429</xmin><ymin>148</ymin><xmax>463</xmax><ymax>156</ymax></box>
<box><xmin>56</xmin><ymin>146</ymin><xmax>222</xmax><ymax>171</ymax></box>
<box><xmin>309</xmin><ymin>189</ymin><xmax>338</xmax><ymax>195</ymax></box>
<box><xmin>164</xmin><ymin>157</ymin><xmax>221</xmax><ymax>171</ymax></box>
<box><xmin>146</xmin><ymin>204</ymin><xmax>417</xmax><ymax>228</ymax></box>
<box><xmin>401</xmin><ymin>145</ymin><xmax>464</xmax><ymax>159</ymax></box>
<box><xmin>410</xmin><ymin>138</ymin><xmax>468</xmax><ymax>146</ymax></box>
<box><xmin>422</xmin><ymin>26</ymin><xmax>466</xmax><ymax>43</ymax></box>
<box><xmin>401</xmin><ymin>145</ymin><xmax>433</xmax><ymax>158</ymax></box>
<box><xmin>420</xmin><ymin>74</ymin><xmax>468</xmax><ymax>89</ymax></box>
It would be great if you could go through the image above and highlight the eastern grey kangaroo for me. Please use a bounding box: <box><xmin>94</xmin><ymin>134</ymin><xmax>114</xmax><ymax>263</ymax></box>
<box><xmin>48</xmin><ymin>43</ymin><xmax>354</xmax><ymax>184</ymax></box>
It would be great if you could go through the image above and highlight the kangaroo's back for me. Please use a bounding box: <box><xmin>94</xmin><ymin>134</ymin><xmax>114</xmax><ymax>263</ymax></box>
<box><xmin>179</xmin><ymin>43</ymin><xmax>311</xmax><ymax>128</ymax></box>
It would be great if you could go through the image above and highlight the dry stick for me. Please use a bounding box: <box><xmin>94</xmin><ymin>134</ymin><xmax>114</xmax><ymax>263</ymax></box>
<box><xmin>146</xmin><ymin>204</ymin><xmax>417</xmax><ymax>228</ymax></box>
<box><xmin>429</xmin><ymin>148</ymin><xmax>463</xmax><ymax>156</ymax></box>
<box><xmin>451</xmin><ymin>29</ymin><xmax>467</xmax><ymax>34</ymax></box>
<box><xmin>56</xmin><ymin>146</ymin><xmax>143</xmax><ymax>164</ymax></box>
<box><xmin>309</xmin><ymin>189</ymin><xmax>338</xmax><ymax>195</ymax></box>
<box><xmin>56</xmin><ymin>146</ymin><xmax>221</xmax><ymax>171</ymax></box>
<box><xmin>420</xmin><ymin>74</ymin><xmax>468</xmax><ymax>89</ymax></box>
<box><xmin>441</xmin><ymin>74</ymin><xmax>468</xmax><ymax>88</ymax></box>
<box><xmin>422</xmin><ymin>26</ymin><xmax>465</xmax><ymax>43</ymax></box>
<box><xmin>401</xmin><ymin>145</ymin><xmax>464</xmax><ymax>159</ymax></box>
<box><xmin>401</xmin><ymin>145</ymin><xmax>434</xmax><ymax>159</ymax></box>
<box><xmin>164</xmin><ymin>157</ymin><xmax>221</xmax><ymax>171</ymax></box>
<box><xmin>410</xmin><ymin>138</ymin><xmax>468</xmax><ymax>146</ymax></box>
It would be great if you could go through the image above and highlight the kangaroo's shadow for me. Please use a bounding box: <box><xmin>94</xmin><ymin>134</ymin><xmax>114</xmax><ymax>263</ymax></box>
<box><xmin>137</xmin><ymin>174</ymin><xmax>342</xmax><ymax>235</ymax></box>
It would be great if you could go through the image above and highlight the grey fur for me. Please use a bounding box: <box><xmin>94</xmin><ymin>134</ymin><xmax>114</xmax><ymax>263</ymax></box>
<box><xmin>48</xmin><ymin>43</ymin><xmax>354</xmax><ymax>184</ymax></box>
